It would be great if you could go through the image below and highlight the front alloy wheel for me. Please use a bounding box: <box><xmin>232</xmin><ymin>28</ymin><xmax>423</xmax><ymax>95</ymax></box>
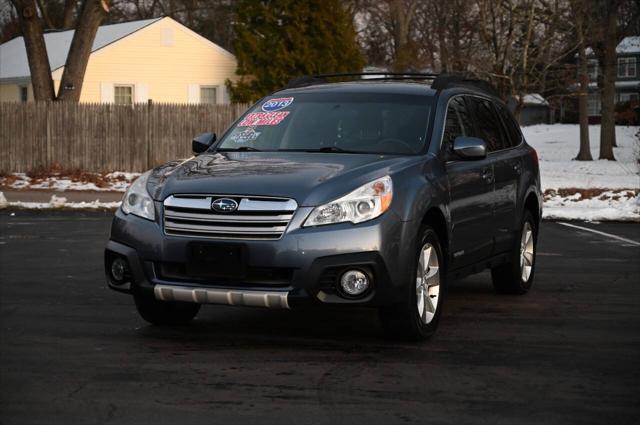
<box><xmin>416</xmin><ymin>243</ymin><xmax>441</xmax><ymax>325</ymax></box>
<box><xmin>380</xmin><ymin>226</ymin><xmax>445</xmax><ymax>340</ymax></box>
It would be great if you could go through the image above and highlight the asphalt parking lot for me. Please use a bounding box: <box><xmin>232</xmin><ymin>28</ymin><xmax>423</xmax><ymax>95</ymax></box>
<box><xmin>1</xmin><ymin>210</ymin><xmax>639</xmax><ymax>425</ymax></box>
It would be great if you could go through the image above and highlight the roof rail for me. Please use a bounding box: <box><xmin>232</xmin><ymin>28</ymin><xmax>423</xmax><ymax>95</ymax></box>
<box><xmin>283</xmin><ymin>71</ymin><xmax>499</xmax><ymax>97</ymax></box>
<box><xmin>431</xmin><ymin>73</ymin><xmax>500</xmax><ymax>97</ymax></box>
<box><xmin>284</xmin><ymin>72</ymin><xmax>439</xmax><ymax>89</ymax></box>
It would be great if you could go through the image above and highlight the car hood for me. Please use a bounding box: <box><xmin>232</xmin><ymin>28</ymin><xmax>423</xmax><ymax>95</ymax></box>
<box><xmin>147</xmin><ymin>151</ymin><xmax>422</xmax><ymax>206</ymax></box>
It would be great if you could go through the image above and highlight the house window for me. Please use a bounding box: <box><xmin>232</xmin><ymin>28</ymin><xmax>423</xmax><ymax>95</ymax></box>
<box><xmin>587</xmin><ymin>93</ymin><xmax>600</xmax><ymax>116</ymax></box>
<box><xmin>200</xmin><ymin>86</ymin><xmax>218</xmax><ymax>104</ymax></box>
<box><xmin>114</xmin><ymin>85</ymin><xmax>133</xmax><ymax>105</ymax></box>
<box><xmin>587</xmin><ymin>59</ymin><xmax>599</xmax><ymax>80</ymax></box>
<box><xmin>19</xmin><ymin>86</ymin><xmax>28</xmax><ymax>102</ymax></box>
<box><xmin>617</xmin><ymin>57</ymin><xmax>636</xmax><ymax>78</ymax></box>
<box><xmin>618</xmin><ymin>92</ymin><xmax>639</xmax><ymax>103</ymax></box>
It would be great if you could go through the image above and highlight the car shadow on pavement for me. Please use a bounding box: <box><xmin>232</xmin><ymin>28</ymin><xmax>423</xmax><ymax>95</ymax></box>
<box><xmin>129</xmin><ymin>273</ymin><xmax>499</xmax><ymax>352</ymax></box>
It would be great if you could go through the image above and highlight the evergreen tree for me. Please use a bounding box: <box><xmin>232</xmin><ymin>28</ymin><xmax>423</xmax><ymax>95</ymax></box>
<box><xmin>228</xmin><ymin>0</ymin><xmax>364</xmax><ymax>102</ymax></box>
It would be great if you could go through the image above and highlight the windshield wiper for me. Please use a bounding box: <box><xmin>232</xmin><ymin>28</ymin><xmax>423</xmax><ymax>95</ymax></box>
<box><xmin>217</xmin><ymin>146</ymin><xmax>262</xmax><ymax>152</ymax></box>
<box><xmin>279</xmin><ymin>146</ymin><xmax>357</xmax><ymax>154</ymax></box>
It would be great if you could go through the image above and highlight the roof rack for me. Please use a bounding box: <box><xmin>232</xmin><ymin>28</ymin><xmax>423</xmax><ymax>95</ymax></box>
<box><xmin>284</xmin><ymin>72</ymin><xmax>499</xmax><ymax>97</ymax></box>
<box><xmin>284</xmin><ymin>72</ymin><xmax>438</xmax><ymax>89</ymax></box>
<box><xmin>431</xmin><ymin>73</ymin><xmax>500</xmax><ymax>97</ymax></box>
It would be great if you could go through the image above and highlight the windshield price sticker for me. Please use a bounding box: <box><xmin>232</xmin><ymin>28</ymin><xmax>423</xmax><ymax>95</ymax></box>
<box><xmin>238</xmin><ymin>111</ymin><xmax>290</xmax><ymax>127</ymax></box>
<box><xmin>261</xmin><ymin>97</ymin><xmax>294</xmax><ymax>112</ymax></box>
<box><xmin>230</xmin><ymin>127</ymin><xmax>261</xmax><ymax>143</ymax></box>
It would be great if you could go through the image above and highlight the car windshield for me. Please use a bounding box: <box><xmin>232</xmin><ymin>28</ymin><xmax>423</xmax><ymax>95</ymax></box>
<box><xmin>216</xmin><ymin>92</ymin><xmax>433</xmax><ymax>154</ymax></box>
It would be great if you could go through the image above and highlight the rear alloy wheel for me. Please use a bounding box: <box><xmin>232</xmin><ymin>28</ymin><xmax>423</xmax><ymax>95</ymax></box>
<box><xmin>520</xmin><ymin>221</ymin><xmax>535</xmax><ymax>282</ymax></box>
<box><xmin>380</xmin><ymin>226</ymin><xmax>445</xmax><ymax>340</ymax></box>
<box><xmin>134</xmin><ymin>291</ymin><xmax>201</xmax><ymax>325</ymax></box>
<box><xmin>491</xmin><ymin>210</ymin><xmax>537</xmax><ymax>294</ymax></box>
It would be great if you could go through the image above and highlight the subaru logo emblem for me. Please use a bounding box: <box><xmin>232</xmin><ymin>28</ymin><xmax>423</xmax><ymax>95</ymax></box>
<box><xmin>211</xmin><ymin>198</ymin><xmax>238</xmax><ymax>213</ymax></box>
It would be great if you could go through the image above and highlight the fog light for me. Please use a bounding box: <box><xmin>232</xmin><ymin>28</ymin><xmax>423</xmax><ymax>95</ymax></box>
<box><xmin>339</xmin><ymin>270</ymin><xmax>369</xmax><ymax>296</ymax></box>
<box><xmin>110</xmin><ymin>257</ymin><xmax>129</xmax><ymax>284</ymax></box>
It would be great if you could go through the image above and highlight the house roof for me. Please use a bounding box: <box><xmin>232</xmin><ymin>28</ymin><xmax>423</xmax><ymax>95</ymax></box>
<box><xmin>617</xmin><ymin>36</ymin><xmax>640</xmax><ymax>54</ymax></box>
<box><xmin>0</xmin><ymin>18</ymin><xmax>161</xmax><ymax>81</ymax></box>
<box><xmin>583</xmin><ymin>36</ymin><xmax>640</xmax><ymax>57</ymax></box>
<box><xmin>513</xmin><ymin>93</ymin><xmax>549</xmax><ymax>106</ymax></box>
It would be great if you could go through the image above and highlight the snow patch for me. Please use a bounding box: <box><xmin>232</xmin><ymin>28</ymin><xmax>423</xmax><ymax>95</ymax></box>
<box><xmin>0</xmin><ymin>194</ymin><xmax>120</xmax><ymax>211</ymax></box>
<box><xmin>522</xmin><ymin>124</ymin><xmax>639</xmax><ymax>190</ymax></box>
<box><xmin>543</xmin><ymin>190</ymin><xmax>639</xmax><ymax>221</ymax></box>
<box><xmin>0</xmin><ymin>171</ymin><xmax>139</xmax><ymax>192</ymax></box>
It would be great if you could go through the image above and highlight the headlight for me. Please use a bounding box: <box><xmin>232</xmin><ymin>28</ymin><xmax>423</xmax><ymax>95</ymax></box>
<box><xmin>304</xmin><ymin>176</ymin><xmax>392</xmax><ymax>227</ymax></box>
<box><xmin>121</xmin><ymin>170</ymin><xmax>155</xmax><ymax>221</ymax></box>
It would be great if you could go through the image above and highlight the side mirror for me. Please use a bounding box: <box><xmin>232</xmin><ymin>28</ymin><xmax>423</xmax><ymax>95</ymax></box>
<box><xmin>452</xmin><ymin>136</ymin><xmax>487</xmax><ymax>159</ymax></box>
<box><xmin>192</xmin><ymin>132</ymin><xmax>216</xmax><ymax>154</ymax></box>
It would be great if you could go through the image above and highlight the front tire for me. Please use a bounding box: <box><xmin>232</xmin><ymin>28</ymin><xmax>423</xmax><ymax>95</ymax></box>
<box><xmin>379</xmin><ymin>226</ymin><xmax>445</xmax><ymax>341</ymax></box>
<box><xmin>491</xmin><ymin>210</ymin><xmax>537</xmax><ymax>294</ymax></box>
<box><xmin>133</xmin><ymin>291</ymin><xmax>201</xmax><ymax>325</ymax></box>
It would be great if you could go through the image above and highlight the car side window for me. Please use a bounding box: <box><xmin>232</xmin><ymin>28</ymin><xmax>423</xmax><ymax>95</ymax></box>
<box><xmin>495</xmin><ymin>103</ymin><xmax>522</xmax><ymax>148</ymax></box>
<box><xmin>467</xmin><ymin>97</ymin><xmax>506</xmax><ymax>152</ymax></box>
<box><xmin>442</xmin><ymin>97</ymin><xmax>467</xmax><ymax>153</ymax></box>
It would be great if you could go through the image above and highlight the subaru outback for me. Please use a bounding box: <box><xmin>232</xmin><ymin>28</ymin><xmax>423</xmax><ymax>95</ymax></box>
<box><xmin>105</xmin><ymin>73</ymin><xmax>542</xmax><ymax>340</ymax></box>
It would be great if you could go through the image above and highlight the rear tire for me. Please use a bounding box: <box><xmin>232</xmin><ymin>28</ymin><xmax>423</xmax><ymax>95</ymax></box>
<box><xmin>379</xmin><ymin>226</ymin><xmax>445</xmax><ymax>341</ymax></box>
<box><xmin>491</xmin><ymin>210</ymin><xmax>537</xmax><ymax>294</ymax></box>
<box><xmin>133</xmin><ymin>291</ymin><xmax>201</xmax><ymax>325</ymax></box>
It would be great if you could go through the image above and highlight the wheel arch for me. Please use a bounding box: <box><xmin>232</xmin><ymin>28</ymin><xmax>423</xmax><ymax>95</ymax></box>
<box><xmin>421</xmin><ymin>207</ymin><xmax>449</xmax><ymax>263</ymax></box>
<box><xmin>523</xmin><ymin>189</ymin><xmax>541</xmax><ymax>228</ymax></box>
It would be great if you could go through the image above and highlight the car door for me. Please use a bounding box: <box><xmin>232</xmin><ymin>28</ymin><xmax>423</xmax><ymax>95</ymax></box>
<box><xmin>443</xmin><ymin>96</ymin><xmax>495</xmax><ymax>269</ymax></box>
<box><xmin>492</xmin><ymin>102</ymin><xmax>524</xmax><ymax>254</ymax></box>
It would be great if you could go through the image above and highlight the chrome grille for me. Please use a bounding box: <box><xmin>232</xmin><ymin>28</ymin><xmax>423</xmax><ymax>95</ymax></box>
<box><xmin>163</xmin><ymin>194</ymin><xmax>297</xmax><ymax>240</ymax></box>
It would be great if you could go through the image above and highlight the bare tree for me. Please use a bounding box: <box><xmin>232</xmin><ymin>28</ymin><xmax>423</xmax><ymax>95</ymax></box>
<box><xmin>108</xmin><ymin>0</ymin><xmax>236</xmax><ymax>52</ymax></box>
<box><xmin>471</xmin><ymin>0</ymin><xmax>576</xmax><ymax>124</ymax></box>
<box><xmin>352</xmin><ymin>0</ymin><xmax>425</xmax><ymax>71</ymax></box>
<box><xmin>590</xmin><ymin>1</ymin><xmax>619</xmax><ymax>159</ymax></box>
<box><xmin>10</xmin><ymin>0</ymin><xmax>56</xmax><ymax>100</ymax></box>
<box><xmin>572</xmin><ymin>0</ymin><xmax>592</xmax><ymax>161</ymax></box>
<box><xmin>57</xmin><ymin>0</ymin><xmax>110</xmax><ymax>101</ymax></box>
<box><xmin>32</xmin><ymin>1</ymin><xmax>79</xmax><ymax>30</ymax></box>
<box><xmin>388</xmin><ymin>0</ymin><xmax>419</xmax><ymax>71</ymax></box>
<box><xmin>61</xmin><ymin>0</ymin><xmax>78</xmax><ymax>29</ymax></box>
<box><xmin>587</xmin><ymin>0</ymin><xmax>640</xmax><ymax>160</ymax></box>
<box><xmin>10</xmin><ymin>0</ymin><xmax>110</xmax><ymax>101</ymax></box>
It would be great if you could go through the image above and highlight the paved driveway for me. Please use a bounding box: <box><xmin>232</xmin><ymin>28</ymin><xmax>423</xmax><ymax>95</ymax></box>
<box><xmin>1</xmin><ymin>211</ymin><xmax>639</xmax><ymax>425</ymax></box>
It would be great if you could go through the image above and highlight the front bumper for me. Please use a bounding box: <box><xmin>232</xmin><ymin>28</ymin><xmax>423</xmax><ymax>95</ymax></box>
<box><xmin>105</xmin><ymin>204</ymin><xmax>418</xmax><ymax>309</ymax></box>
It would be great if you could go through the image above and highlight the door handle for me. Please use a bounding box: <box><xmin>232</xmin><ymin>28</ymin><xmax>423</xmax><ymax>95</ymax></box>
<box><xmin>482</xmin><ymin>167</ymin><xmax>493</xmax><ymax>183</ymax></box>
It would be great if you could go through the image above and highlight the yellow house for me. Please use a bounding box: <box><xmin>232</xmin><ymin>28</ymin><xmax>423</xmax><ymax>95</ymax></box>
<box><xmin>0</xmin><ymin>17</ymin><xmax>238</xmax><ymax>104</ymax></box>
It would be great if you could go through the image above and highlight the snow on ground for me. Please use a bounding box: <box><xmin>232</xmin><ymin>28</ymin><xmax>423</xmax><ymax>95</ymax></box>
<box><xmin>0</xmin><ymin>193</ymin><xmax>119</xmax><ymax>210</ymax></box>
<box><xmin>523</xmin><ymin>124</ymin><xmax>639</xmax><ymax>221</ymax></box>
<box><xmin>522</xmin><ymin>124</ymin><xmax>639</xmax><ymax>190</ymax></box>
<box><xmin>0</xmin><ymin>171</ymin><xmax>139</xmax><ymax>192</ymax></box>
<box><xmin>543</xmin><ymin>190</ymin><xmax>639</xmax><ymax>221</ymax></box>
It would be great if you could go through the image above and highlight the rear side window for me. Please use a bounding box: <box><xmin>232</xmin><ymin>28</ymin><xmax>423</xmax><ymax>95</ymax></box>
<box><xmin>495</xmin><ymin>103</ymin><xmax>522</xmax><ymax>147</ymax></box>
<box><xmin>466</xmin><ymin>97</ymin><xmax>506</xmax><ymax>152</ymax></box>
<box><xmin>442</xmin><ymin>97</ymin><xmax>468</xmax><ymax>152</ymax></box>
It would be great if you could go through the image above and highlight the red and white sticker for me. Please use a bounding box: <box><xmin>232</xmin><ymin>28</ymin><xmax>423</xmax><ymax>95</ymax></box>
<box><xmin>238</xmin><ymin>111</ymin><xmax>290</xmax><ymax>127</ymax></box>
